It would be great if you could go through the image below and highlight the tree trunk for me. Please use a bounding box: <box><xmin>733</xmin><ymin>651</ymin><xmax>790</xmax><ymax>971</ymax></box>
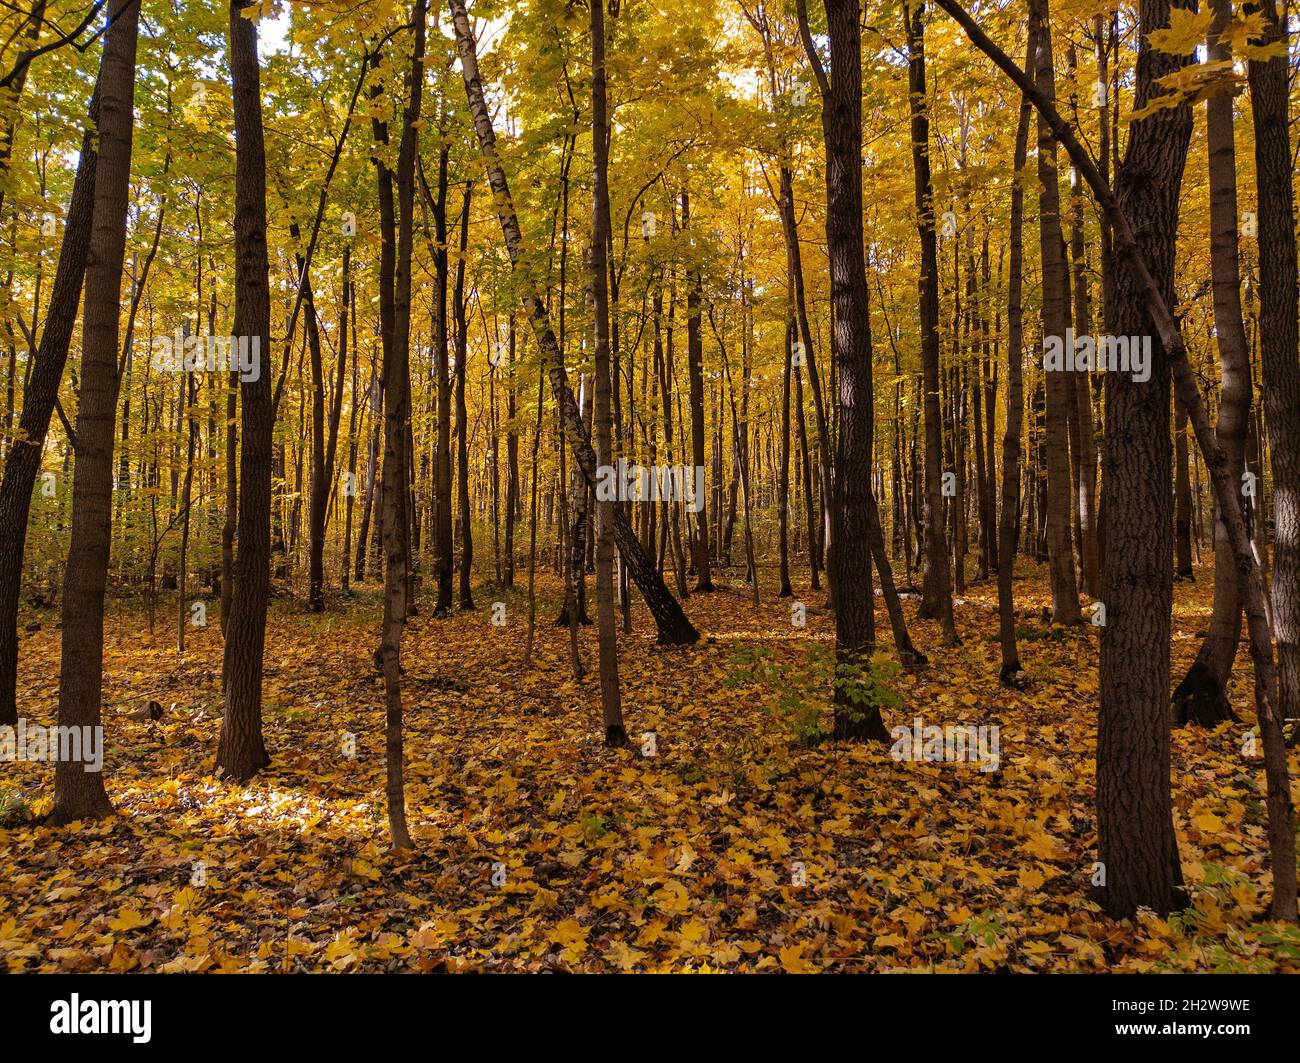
<box><xmin>1031</xmin><ymin>0</ymin><xmax>1082</xmax><ymax>625</ymax></box>
<box><xmin>902</xmin><ymin>0</ymin><xmax>958</xmax><ymax>644</ymax></box>
<box><xmin>997</xmin><ymin>68</ymin><xmax>1033</xmax><ymax>687</ymax></box>
<box><xmin>453</xmin><ymin>179</ymin><xmax>475</xmax><ymax>611</ymax></box>
<box><xmin>1172</xmin><ymin>0</ymin><xmax>1250</xmax><ymax>727</ymax></box>
<box><xmin>590</xmin><ymin>0</ymin><xmax>625</xmax><ymax>745</ymax></box>
<box><xmin>49</xmin><ymin>0</ymin><xmax>139</xmax><ymax>824</ymax></box>
<box><xmin>0</xmin><ymin>75</ymin><xmax>99</xmax><ymax>727</ymax></box>
<box><xmin>1246</xmin><ymin>0</ymin><xmax>1300</xmax><ymax>738</ymax></box>
<box><xmin>216</xmin><ymin>0</ymin><xmax>273</xmax><ymax>782</ymax></box>
<box><xmin>820</xmin><ymin>0</ymin><xmax>887</xmax><ymax>741</ymax></box>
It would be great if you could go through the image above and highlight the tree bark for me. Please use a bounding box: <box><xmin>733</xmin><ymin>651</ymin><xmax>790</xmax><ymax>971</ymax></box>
<box><xmin>216</xmin><ymin>0</ymin><xmax>273</xmax><ymax>782</ymax></box>
<box><xmin>49</xmin><ymin>0</ymin><xmax>139</xmax><ymax>824</ymax></box>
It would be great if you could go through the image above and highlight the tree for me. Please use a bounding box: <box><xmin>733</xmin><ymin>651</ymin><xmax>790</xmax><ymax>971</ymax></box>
<box><xmin>49</xmin><ymin>0</ymin><xmax>139</xmax><ymax>824</ymax></box>
<box><xmin>590</xmin><ymin>0</ymin><xmax>625</xmax><ymax>746</ymax></box>
<box><xmin>1029</xmin><ymin>0</ymin><xmax>1081</xmax><ymax>626</ymax></box>
<box><xmin>901</xmin><ymin>0</ymin><xmax>958</xmax><ymax>646</ymax></box>
<box><xmin>1172</xmin><ymin>0</ymin><xmax>1251</xmax><ymax>727</ymax></box>
<box><xmin>0</xmin><ymin>73</ymin><xmax>99</xmax><ymax>728</ymax></box>
<box><xmin>216</xmin><ymin>0</ymin><xmax>274</xmax><ymax>782</ymax></box>
<box><xmin>805</xmin><ymin>0</ymin><xmax>888</xmax><ymax>741</ymax></box>
<box><xmin>1246</xmin><ymin>0</ymin><xmax>1300</xmax><ymax>740</ymax></box>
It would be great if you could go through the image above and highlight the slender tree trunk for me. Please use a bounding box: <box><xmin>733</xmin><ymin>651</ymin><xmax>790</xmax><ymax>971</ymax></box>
<box><xmin>49</xmin><ymin>0</ymin><xmax>139</xmax><ymax>824</ymax></box>
<box><xmin>454</xmin><ymin>179</ymin><xmax>474</xmax><ymax>610</ymax></box>
<box><xmin>0</xmin><ymin>75</ymin><xmax>99</xmax><ymax>727</ymax></box>
<box><xmin>998</xmin><ymin>68</ymin><xmax>1033</xmax><ymax>687</ymax></box>
<box><xmin>1031</xmin><ymin>0</ymin><xmax>1081</xmax><ymax>625</ymax></box>
<box><xmin>590</xmin><ymin>0</ymin><xmax>625</xmax><ymax>745</ymax></box>
<box><xmin>216</xmin><ymin>0</ymin><xmax>273</xmax><ymax>782</ymax></box>
<box><xmin>682</xmin><ymin>190</ymin><xmax>714</xmax><ymax>593</ymax></box>
<box><xmin>902</xmin><ymin>0</ymin><xmax>958</xmax><ymax>644</ymax></box>
<box><xmin>378</xmin><ymin>0</ymin><xmax>426</xmax><ymax>851</ymax></box>
<box><xmin>1172</xmin><ymin>0</ymin><xmax>1251</xmax><ymax>726</ymax></box>
<box><xmin>1246</xmin><ymin>0</ymin><xmax>1300</xmax><ymax>738</ymax></box>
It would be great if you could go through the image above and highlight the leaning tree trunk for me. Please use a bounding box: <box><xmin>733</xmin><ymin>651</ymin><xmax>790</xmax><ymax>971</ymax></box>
<box><xmin>449</xmin><ymin>0</ymin><xmax>697</xmax><ymax>645</ymax></box>
<box><xmin>0</xmin><ymin>77</ymin><xmax>99</xmax><ymax>727</ymax></box>
<box><xmin>49</xmin><ymin>0</ymin><xmax>139</xmax><ymax>825</ymax></box>
<box><xmin>216</xmin><ymin>0</ymin><xmax>273</xmax><ymax>782</ymax></box>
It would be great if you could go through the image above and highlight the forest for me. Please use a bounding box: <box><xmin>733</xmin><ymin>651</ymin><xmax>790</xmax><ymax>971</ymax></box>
<box><xmin>1</xmin><ymin>0</ymin><xmax>1299</xmax><ymax>979</ymax></box>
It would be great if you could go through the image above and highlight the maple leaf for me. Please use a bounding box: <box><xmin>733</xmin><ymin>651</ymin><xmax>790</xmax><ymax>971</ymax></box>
<box><xmin>1148</xmin><ymin>9</ymin><xmax>1213</xmax><ymax>56</ymax></box>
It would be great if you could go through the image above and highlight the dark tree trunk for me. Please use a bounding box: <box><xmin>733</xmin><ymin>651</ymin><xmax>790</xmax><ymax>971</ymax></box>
<box><xmin>902</xmin><ymin>0</ymin><xmax>958</xmax><ymax>644</ymax></box>
<box><xmin>49</xmin><ymin>0</ymin><xmax>139</xmax><ymax>824</ymax></box>
<box><xmin>0</xmin><ymin>76</ymin><xmax>99</xmax><ymax>727</ymax></box>
<box><xmin>997</xmin><ymin>64</ymin><xmax>1033</xmax><ymax>687</ymax></box>
<box><xmin>1246</xmin><ymin>0</ymin><xmax>1300</xmax><ymax>738</ymax></box>
<box><xmin>682</xmin><ymin>190</ymin><xmax>714</xmax><ymax>592</ymax></box>
<box><xmin>820</xmin><ymin>0</ymin><xmax>886</xmax><ymax>741</ymax></box>
<box><xmin>590</xmin><ymin>0</ymin><xmax>625</xmax><ymax>745</ymax></box>
<box><xmin>453</xmin><ymin>179</ymin><xmax>474</xmax><ymax>611</ymax></box>
<box><xmin>1031</xmin><ymin>0</ymin><xmax>1082</xmax><ymax>625</ymax></box>
<box><xmin>216</xmin><ymin>0</ymin><xmax>273</xmax><ymax>782</ymax></box>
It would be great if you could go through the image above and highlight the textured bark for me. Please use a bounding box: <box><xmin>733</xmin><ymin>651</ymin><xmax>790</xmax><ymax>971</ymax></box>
<box><xmin>377</xmin><ymin>0</ymin><xmax>426</xmax><ymax>851</ymax></box>
<box><xmin>49</xmin><ymin>0</ymin><xmax>138</xmax><ymax>824</ymax></box>
<box><xmin>1174</xmin><ymin>401</ymin><xmax>1194</xmax><ymax>578</ymax></box>
<box><xmin>216</xmin><ymin>0</ymin><xmax>273</xmax><ymax>782</ymax></box>
<box><xmin>682</xmin><ymin>190</ymin><xmax>714</xmax><ymax>592</ymax></box>
<box><xmin>450</xmin><ymin>0</ymin><xmax>697</xmax><ymax>645</ymax></box>
<box><xmin>453</xmin><ymin>179</ymin><xmax>474</xmax><ymax>611</ymax></box>
<box><xmin>306</xmin><ymin>243</ymin><xmax>349</xmax><ymax>611</ymax></box>
<box><xmin>822</xmin><ymin>0</ymin><xmax>886</xmax><ymax>741</ymax></box>
<box><xmin>1093</xmin><ymin>0</ymin><xmax>1191</xmax><ymax>920</ymax></box>
<box><xmin>1066</xmin><ymin>44</ymin><xmax>1100</xmax><ymax>600</ymax></box>
<box><xmin>429</xmin><ymin>146</ymin><xmax>454</xmax><ymax>614</ymax></box>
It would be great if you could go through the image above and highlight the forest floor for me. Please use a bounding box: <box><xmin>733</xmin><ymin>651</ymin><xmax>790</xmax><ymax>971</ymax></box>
<box><xmin>3</xmin><ymin>562</ymin><xmax>1299</xmax><ymax>973</ymax></box>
